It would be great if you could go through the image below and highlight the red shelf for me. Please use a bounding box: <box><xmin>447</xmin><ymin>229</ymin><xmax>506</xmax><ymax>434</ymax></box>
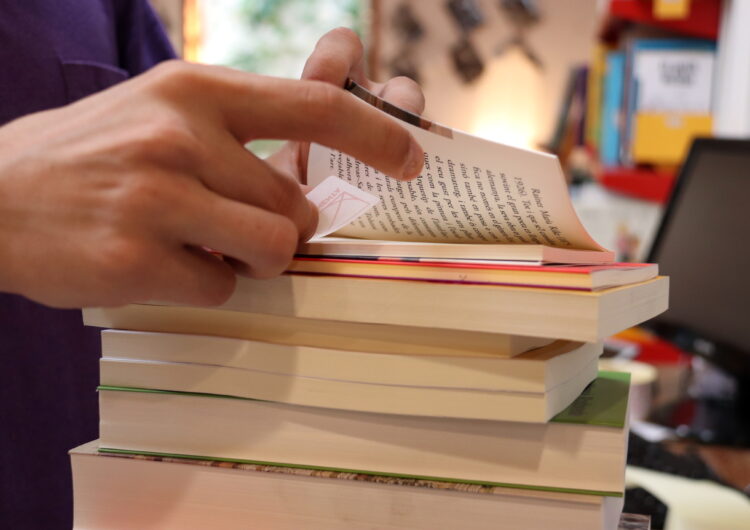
<box><xmin>604</xmin><ymin>0</ymin><xmax>721</xmax><ymax>41</ymax></box>
<box><xmin>598</xmin><ymin>167</ymin><xmax>676</xmax><ymax>204</ymax></box>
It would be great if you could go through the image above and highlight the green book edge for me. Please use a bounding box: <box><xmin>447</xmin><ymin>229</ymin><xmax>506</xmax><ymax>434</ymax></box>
<box><xmin>96</xmin><ymin>447</ymin><xmax>623</xmax><ymax>498</ymax></box>
<box><xmin>98</xmin><ymin>371</ymin><xmax>631</xmax><ymax>429</ymax></box>
<box><xmin>552</xmin><ymin>370</ymin><xmax>630</xmax><ymax>428</ymax></box>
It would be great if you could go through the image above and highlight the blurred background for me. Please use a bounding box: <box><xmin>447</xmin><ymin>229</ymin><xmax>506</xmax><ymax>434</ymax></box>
<box><xmin>152</xmin><ymin>0</ymin><xmax>596</xmax><ymax>151</ymax></box>
<box><xmin>144</xmin><ymin>5</ymin><xmax>750</xmax><ymax>527</ymax></box>
<box><xmin>148</xmin><ymin>0</ymin><xmax>747</xmax><ymax>264</ymax></box>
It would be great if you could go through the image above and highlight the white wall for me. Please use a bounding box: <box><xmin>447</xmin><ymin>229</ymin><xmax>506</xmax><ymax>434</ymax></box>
<box><xmin>376</xmin><ymin>0</ymin><xmax>599</xmax><ymax>148</ymax></box>
<box><xmin>714</xmin><ymin>0</ymin><xmax>750</xmax><ymax>137</ymax></box>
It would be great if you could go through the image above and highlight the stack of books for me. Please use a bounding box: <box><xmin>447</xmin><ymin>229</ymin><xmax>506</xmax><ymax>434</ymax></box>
<box><xmin>72</xmin><ymin>266</ymin><xmax>665</xmax><ymax>529</ymax></box>
<box><xmin>69</xmin><ymin>84</ymin><xmax>662</xmax><ymax>529</ymax></box>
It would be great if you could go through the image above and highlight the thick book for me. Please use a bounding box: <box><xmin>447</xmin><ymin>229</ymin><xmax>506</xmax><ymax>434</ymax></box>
<box><xmin>71</xmin><ymin>441</ymin><xmax>629</xmax><ymax>530</ymax></box>
<box><xmin>99</xmin><ymin>349</ymin><xmax>598</xmax><ymax>423</ymax></box>
<box><xmin>86</xmin><ymin>276</ymin><xmax>668</xmax><ymax>342</ymax></box>
<box><xmin>98</xmin><ymin>372</ymin><xmax>631</xmax><ymax>496</ymax></box>
<box><xmin>287</xmin><ymin>257</ymin><xmax>658</xmax><ymax>291</ymax></box>
<box><xmin>135</xmin><ymin>275</ymin><xmax>667</xmax><ymax>342</ymax></box>
<box><xmin>299</xmin><ymin>81</ymin><xmax>615</xmax><ymax>265</ymax></box>
<box><xmin>101</xmin><ymin>330</ymin><xmax>601</xmax><ymax>393</ymax></box>
<box><xmin>84</xmin><ymin>305</ymin><xmax>554</xmax><ymax>358</ymax></box>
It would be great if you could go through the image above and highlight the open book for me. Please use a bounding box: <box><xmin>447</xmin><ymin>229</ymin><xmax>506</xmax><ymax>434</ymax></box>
<box><xmin>301</xmin><ymin>81</ymin><xmax>614</xmax><ymax>265</ymax></box>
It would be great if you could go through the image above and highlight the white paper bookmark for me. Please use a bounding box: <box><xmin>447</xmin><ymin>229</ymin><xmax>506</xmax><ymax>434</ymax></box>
<box><xmin>306</xmin><ymin>176</ymin><xmax>379</xmax><ymax>239</ymax></box>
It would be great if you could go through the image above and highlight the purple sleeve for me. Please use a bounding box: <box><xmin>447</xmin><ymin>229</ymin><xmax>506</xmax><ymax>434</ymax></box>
<box><xmin>0</xmin><ymin>2</ymin><xmax>178</xmax><ymax>529</ymax></box>
<box><xmin>0</xmin><ymin>0</ymin><xmax>177</xmax><ymax>125</ymax></box>
<box><xmin>114</xmin><ymin>0</ymin><xmax>178</xmax><ymax>76</ymax></box>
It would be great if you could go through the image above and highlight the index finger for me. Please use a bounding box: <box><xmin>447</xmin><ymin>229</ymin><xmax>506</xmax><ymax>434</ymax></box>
<box><xmin>200</xmin><ymin>69</ymin><xmax>424</xmax><ymax>181</ymax></box>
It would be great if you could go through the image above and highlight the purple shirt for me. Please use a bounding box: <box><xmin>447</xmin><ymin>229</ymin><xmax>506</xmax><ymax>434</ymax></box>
<box><xmin>0</xmin><ymin>2</ymin><xmax>174</xmax><ymax>528</ymax></box>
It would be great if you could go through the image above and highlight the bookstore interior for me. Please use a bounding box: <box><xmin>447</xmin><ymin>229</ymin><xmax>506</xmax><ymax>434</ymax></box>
<box><xmin>3</xmin><ymin>0</ymin><xmax>750</xmax><ymax>529</ymax></box>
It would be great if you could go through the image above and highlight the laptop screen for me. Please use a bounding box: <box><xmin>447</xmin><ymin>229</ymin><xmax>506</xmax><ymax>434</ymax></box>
<box><xmin>648</xmin><ymin>138</ymin><xmax>750</xmax><ymax>356</ymax></box>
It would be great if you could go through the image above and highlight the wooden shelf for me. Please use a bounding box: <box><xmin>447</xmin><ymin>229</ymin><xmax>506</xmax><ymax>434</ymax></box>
<box><xmin>601</xmin><ymin>0</ymin><xmax>721</xmax><ymax>42</ymax></box>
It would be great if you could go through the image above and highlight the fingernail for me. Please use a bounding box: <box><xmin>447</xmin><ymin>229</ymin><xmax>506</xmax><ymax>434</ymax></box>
<box><xmin>402</xmin><ymin>139</ymin><xmax>424</xmax><ymax>180</ymax></box>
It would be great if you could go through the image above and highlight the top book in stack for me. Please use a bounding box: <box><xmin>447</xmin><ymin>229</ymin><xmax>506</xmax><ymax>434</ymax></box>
<box><xmin>305</xmin><ymin>79</ymin><xmax>615</xmax><ymax>264</ymax></box>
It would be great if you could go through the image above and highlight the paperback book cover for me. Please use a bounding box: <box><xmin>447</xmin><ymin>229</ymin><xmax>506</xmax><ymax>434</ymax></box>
<box><xmin>286</xmin><ymin>257</ymin><xmax>658</xmax><ymax>291</ymax></box>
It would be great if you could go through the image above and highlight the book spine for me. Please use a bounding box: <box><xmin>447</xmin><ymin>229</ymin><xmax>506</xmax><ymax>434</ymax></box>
<box><xmin>601</xmin><ymin>52</ymin><xmax>626</xmax><ymax>167</ymax></box>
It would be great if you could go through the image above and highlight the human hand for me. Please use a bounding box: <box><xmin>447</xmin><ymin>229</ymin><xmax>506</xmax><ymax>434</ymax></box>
<box><xmin>0</xmin><ymin>61</ymin><xmax>424</xmax><ymax>308</ymax></box>
<box><xmin>266</xmin><ymin>27</ymin><xmax>426</xmax><ymax>182</ymax></box>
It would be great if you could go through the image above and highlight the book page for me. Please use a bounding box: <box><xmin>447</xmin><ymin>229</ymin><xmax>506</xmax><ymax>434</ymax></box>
<box><xmin>307</xmin><ymin>84</ymin><xmax>608</xmax><ymax>252</ymax></box>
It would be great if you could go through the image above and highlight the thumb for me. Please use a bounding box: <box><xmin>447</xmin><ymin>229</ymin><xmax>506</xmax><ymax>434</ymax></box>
<box><xmin>301</xmin><ymin>27</ymin><xmax>368</xmax><ymax>87</ymax></box>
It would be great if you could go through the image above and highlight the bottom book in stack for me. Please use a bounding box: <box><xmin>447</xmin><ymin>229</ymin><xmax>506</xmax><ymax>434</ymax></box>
<box><xmin>70</xmin><ymin>440</ymin><xmax>626</xmax><ymax>530</ymax></box>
